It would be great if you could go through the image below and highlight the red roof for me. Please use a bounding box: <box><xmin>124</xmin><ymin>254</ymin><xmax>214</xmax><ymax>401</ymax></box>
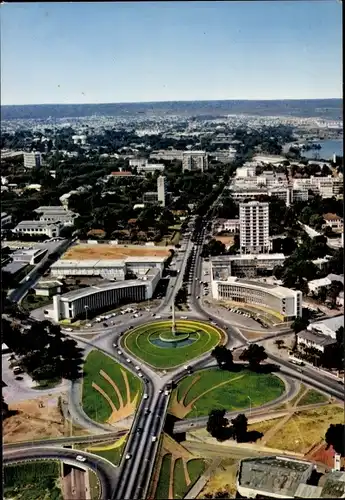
<box><xmin>111</xmin><ymin>171</ymin><xmax>132</xmax><ymax>176</ymax></box>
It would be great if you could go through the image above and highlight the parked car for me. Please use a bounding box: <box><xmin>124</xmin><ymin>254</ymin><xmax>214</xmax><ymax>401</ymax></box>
<box><xmin>76</xmin><ymin>455</ymin><xmax>86</xmax><ymax>462</ymax></box>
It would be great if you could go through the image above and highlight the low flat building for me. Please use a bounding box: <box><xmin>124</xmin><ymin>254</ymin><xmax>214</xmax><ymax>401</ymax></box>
<box><xmin>297</xmin><ymin>328</ymin><xmax>337</xmax><ymax>353</ymax></box>
<box><xmin>34</xmin><ymin>206</ymin><xmax>77</xmax><ymax>226</ymax></box>
<box><xmin>1</xmin><ymin>212</ymin><xmax>12</xmax><ymax>228</ymax></box>
<box><xmin>34</xmin><ymin>280</ymin><xmax>63</xmax><ymax>297</ymax></box>
<box><xmin>51</xmin><ymin>267</ymin><xmax>160</xmax><ymax>321</ymax></box>
<box><xmin>308</xmin><ymin>277</ymin><xmax>332</xmax><ymax>294</ymax></box>
<box><xmin>307</xmin><ymin>314</ymin><xmax>344</xmax><ymax>339</ymax></box>
<box><xmin>323</xmin><ymin>213</ymin><xmax>343</xmax><ymax>230</ymax></box>
<box><xmin>211</xmin><ymin>253</ymin><xmax>285</xmax><ymax>279</ymax></box>
<box><xmin>236</xmin><ymin>456</ymin><xmax>314</xmax><ymax>499</ymax></box>
<box><xmin>211</xmin><ymin>276</ymin><xmax>302</xmax><ymax>320</ymax></box>
<box><xmin>13</xmin><ymin>221</ymin><xmax>61</xmax><ymax>238</ymax></box>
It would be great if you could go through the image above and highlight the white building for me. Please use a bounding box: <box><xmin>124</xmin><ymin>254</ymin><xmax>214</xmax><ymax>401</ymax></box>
<box><xmin>157</xmin><ymin>175</ymin><xmax>167</xmax><ymax>207</ymax></box>
<box><xmin>129</xmin><ymin>158</ymin><xmax>148</xmax><ymax>169</ymax></box>
<box><xmin>182</xmin><ymin>151</ymin><xmax>208</xmax><ymax>172</ymax></box>
<box><xmin>150</xmin><ymin>149</ymin><xmax>184</xmax><ymax>161</ymax></box>
<box><xmin>1</xmin><ymin>212</ymin><xmax>12</xmax><ymax>228</ymax></box>
<box><xmin>211</xmin><ymin>276</ymin><xmax>302</xmax><ymax>321</ymax></box>
<box><xmin>33</xmin><ymin>206</ymin><xmax>77</xmax><ymax>226</ymax></box>
<box><xmin>72</xmin><ymin>135</ymin><xmax>87</xmax><ymax>145</ymax></box>
<box><xmin>307</xmin><ymin>277</ymin><xmax>332</xmax><ymax>294</ymax></box>
<box><xmin>239</xmin><ymin>201</ymin><xmax>269</xmax><ymax>254</ymax></box>
<box><xmin>212</xmin><ymin>218</ymin><xmax>240</xmax><ymax>234</ymax></box>
<box><xmin>235</xmin><ymin>165</ymin><xmax>257</xmax><ymax>178</ymax></box>
<box><xmin>24</xmin><ymin>152</ymin><xmax>42</xmax><ymax>169</ymax></box>
<box><xmin>51</xmin><ymin>268</ymin><xmax>160</xmax><ymax>321</ymax></box>
<box><xmin>323</xmin><ymin>213</ymin><xmax>343</xmax><ymax>230</ymax></box>
<box><xmin>12</xmin><ymin>247</ymin><xmax>47</xmax><ymax>265</ymax></box>
<box><xmin>13</xmin><ymin>221</ymin><xmax>61</xmax><ymax>238</ymax></box>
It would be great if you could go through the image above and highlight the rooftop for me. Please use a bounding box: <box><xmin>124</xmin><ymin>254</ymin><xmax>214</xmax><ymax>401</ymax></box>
<box><xmin>211</xmin><ymin>253</ymin><xmax>285</xmax><ymax>262</ymax></box>
<box><xmin>238</xmin><ymin>456</ymin><xmax>313</xmax><ymax>497</ymax></box>
<box><xmin>323</xmin><ymin>213</ymin><xmax>343</xmax><ymax>221</ymax></box>
<box><xmin>309</xmin><ymin>315</ymin><xmax>344</xmax><ymax>334</ymax></box>
<box><xmin>219</xmin><ymin>277</ymin><xmax>299</xmax><ymax>299</ymax></box>
<box><xmin>15</xmin><ymin>220</ymin><xmax>60</xmax><ymax>228</ymax></box>
<box><xmin>320</xmin><ymin>470</ymin><xmax>345</xmax><ymax>498</ymax></box>
<box><xmin>61</xmin><ymin>243</ymin><xmax>172</xmax><ymax>261</ymax></box>
<box><xmin>298</xmin><ymin>329</ymin><xmax>337</xmax><ymax>347</ymax></box>
<box><xmin>34</xmin><ymin>206</ymin><xmax>67</xmax><ymax>213</ymax></box>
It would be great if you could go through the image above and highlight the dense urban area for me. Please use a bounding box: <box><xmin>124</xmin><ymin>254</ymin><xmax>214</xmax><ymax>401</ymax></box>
<box><xmin>2</xmin><ymin>102</ymin><xmax>344</xmax><ymax>500</ymax></box>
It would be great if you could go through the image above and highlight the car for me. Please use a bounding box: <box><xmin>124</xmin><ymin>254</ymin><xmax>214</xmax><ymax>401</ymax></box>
<box><xmin>180</xmin><ymin>316</ymin><xmax>188</xmax><ymax>320</ymax></box>
<box><xmin>164</xmin><ymin>390</ymin><xmax>170</xmax><ymax>396</ymax></box>
<box><xmin>152</xmin><ymin>436</ymin><xmax>157</xmax><ymax>442</ymax></box>
<box><xmin>15</xmin><ymin>376</ymin><xmax>23</xmax><ymax>381</ymax></box>
<box><xmin>117</xmin><ymin>350</ymin><xmax>122</xmax><ymax>355</ymax></box>
<box><xmin>126</xmin><ymin>358</ymin><xmax>131</xmax><ymax>363</ymax></box>
<box><xmin>137</xmin><ymin>427</ymin><xmax>143</xmax><ymax>434</ymax></box>
<box><xmin>104</xmin><ymin>315</ymin><xmax>110</xmax><ymax>320</ymax></box>
<box><xmin>103</xmin><ymin>322</ymin><xmax>108</xmax><ymax>327</ymax></box>
<box><xmin>76</xmin><ymin>455</ymin><xmax>86</xmax><ymax>462</ymax></box>
<box><xmin>138</xmin><ymin>372</ymin><xmax>143</xmax><ymax>378</ymax></box>
<box><xmin>143</xmin><ymin>393</ymin><xmax>148</xmax><ymax>399</ymax></box>
<box><xmin>155</xmin><ymin>315</ymin><xmax>162</xmax><ymax>319</ymax></box>
<box><xmin>196</xmin><ymin>296</ymin><xmax>200</xmax><ymax>299</ymax></box>
<box><xmin>86</xmin><ymin>323</ymin><xmax>92</xmax><ymax>327</ymax></box>
<box><xmin>125</xmin><ymin>454</ymin><xmax>132</xmax><ymax>460</ymax></box>
<box><xmin>159</xmin><ymin>389</ymin><xmax>163</xmax><ymax>393</ymax></box>
<box><xmin>135</xmin><ymin>366</ymin><xmax>140</xmax><ymax>371</ymax></box>
<box><xmin>64</xmin><ymin>328</ymin><xmax>73</xmax><ymax>332</ymax></box>
<box><xmin>113</xmin><ymin>343</ymin><xmax>118</xmax><ymax>348</ymax></box>
<box><xmin>129</xmin><ymin>326</ymin><xmax>133</xmax><ymax>329</ymax></box>
<box><xmin>144</xmin><ymin>408</ymin><xmax>150</xmax><ymax>415</ymax></box>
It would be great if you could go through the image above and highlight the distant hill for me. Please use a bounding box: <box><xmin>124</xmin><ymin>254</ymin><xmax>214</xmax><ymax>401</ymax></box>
<box><xmin>1</xmin><ymin>99</ymin><xmax>342</xmax><ymax>121</ymax></box>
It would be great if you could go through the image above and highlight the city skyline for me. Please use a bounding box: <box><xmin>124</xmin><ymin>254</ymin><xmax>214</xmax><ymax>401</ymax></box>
<box><xmin>1</xmin><ymin>1</ymin><xmax>342</xmax><ymax>105</ymax></box>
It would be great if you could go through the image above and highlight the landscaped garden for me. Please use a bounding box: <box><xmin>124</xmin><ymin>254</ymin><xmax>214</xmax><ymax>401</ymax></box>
<box><xmin>86</xmin><ymin>434</ymin><xmax>127</xmax><ymax>466</ymax></box>
<box><xmin>124</xmin><ymin>320</ymin><xmax>224</xmax><ymax>369</ymax></box>
<box><xmin>3</xmin><ymin>461</ymin><xmax>63</xmax><ymax>500</ymax></box>
<box><xmin>82</xmin><ymin>350</ymin><xmax>142</xmax><ymax>424</ymax></box>
<box><xmin>169</xmin><ymin>367</ymin><xmax>285</xmax><ymax>419</ymax></box>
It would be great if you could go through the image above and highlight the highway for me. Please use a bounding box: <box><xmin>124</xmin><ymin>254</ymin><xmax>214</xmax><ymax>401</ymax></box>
<box><xmin>4</xmin><ymin>207</ymin><xmax>344</xmax><ymax>500</ymax></box>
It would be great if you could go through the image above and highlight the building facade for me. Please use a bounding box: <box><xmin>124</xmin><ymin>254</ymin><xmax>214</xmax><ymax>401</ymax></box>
<box><xmin>1</xmin><ymin>212</ymin><xmax>12</xmax><ymax>228</ymax></box>
<box><xmin>239</xmin><ymin>201</ymin><xmax>269</xmax><ymax>254</ymax></box>
<box><xmin>157</xmin><ymin>175</ymin><xmax>167</xmax><ymax>207</ymax></box>
<box><xmin>24</xmin><ymin>152</ymin><xmax>42</xmax><ymax>169</ymax></box>
<box><xmin>211</xmin><ymin>253</ymin><xmax>285</xmax><ymax>279</ymax></box>
<box><xmin>182</xmin><ymin>151</ymin><xmax>208</xmax><ymax>172</ymax></box>
<box><xmin>13</xmin><ymin>221</ymin><xmax>61</xmax><ymax>238</ymax></box>
<box><xmin>211</xmin><ymin>277</ymin><xmax>302</xmax><ymax>320</ymax></box>
<box><xmin>52</xmin><ymin>268</ymin><xmax>160</xmax><ymax>321</ymax></box>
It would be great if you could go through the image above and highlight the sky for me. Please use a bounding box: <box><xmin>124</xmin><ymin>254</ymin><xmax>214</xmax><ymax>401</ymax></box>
<box><xmin>1</xmin><ymin>1</ymin><xmax>342</xmax><ymax>105</ymax></box>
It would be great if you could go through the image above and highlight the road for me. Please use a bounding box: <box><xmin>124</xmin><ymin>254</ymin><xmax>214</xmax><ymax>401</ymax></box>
<box><xmin>3</xmin><ymin>446</ymin><xmax>115</xmax><ymax>500</ymax></box>
<box><xmin>4</xmin><ymin>207</ymin><xmax>344</xmax><ymax>499</ymax></box>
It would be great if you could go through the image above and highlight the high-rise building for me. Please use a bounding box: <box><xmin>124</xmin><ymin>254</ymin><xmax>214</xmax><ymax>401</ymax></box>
<box><xmin>239</xmin><ymin>201</ymin><xmax>269</xmax><ymax>254</ymax></box>
<box><xmin>24</xmin><ymin>152</ymin><xmax>42</xmax><ymax>169</ymax></box>
<box><xmin>157</xmin><ymin>175</ymin><xmax>167</xmax><ymax>207</ymax></box>
<box><xmin>182</xmin><ymin>151</ymin><xmax>208</xmax><ymax>172</ymax></box>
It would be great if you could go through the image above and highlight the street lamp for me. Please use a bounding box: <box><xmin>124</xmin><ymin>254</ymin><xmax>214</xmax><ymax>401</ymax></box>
<box><xmin>247</xmin><ymin>396</ymin><xmax>252</xmax><ymax>418</ymax></box>
<box><xmin>84</xmin><ymin>304</ymin><xmax>89</xmax><ymax>322</ymax></box>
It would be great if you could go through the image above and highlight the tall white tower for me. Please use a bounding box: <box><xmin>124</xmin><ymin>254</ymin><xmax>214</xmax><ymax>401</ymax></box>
<box><xmin>157</xmin><ymin>175</ymin><xmax>167</xmax><ymax>207</ymax></box>
<box><xmin>239</xmin><ymin>201</ymin><xmax>269</xmax><ymax>254</ymax></box>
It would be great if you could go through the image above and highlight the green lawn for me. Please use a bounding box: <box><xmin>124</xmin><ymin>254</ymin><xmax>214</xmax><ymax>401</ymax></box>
<box><xmin>171</xmin><ymin>367</ymin><xmax>285</xmax><ymax>418</ymax></box>
<box><xmin>87</xmin><ymin>437</ymin><xmax>127</xmax><ymax>466</ymax></box>
<box><xmin>88</xmin><ymin>470</ymin><xmax>101</xmax><ymax>500</ymax></box>
<box><xmin>187</xmin><ymin>459</ymin><xmax>206</xmax><ymax>484</ymax></box>
<box><xmin>82</xmin><ymin>350</ymin><xmax>142</xmax><ymax>423</ymax></box>
<box><xmin>124</xmin><ymin>320</ymin><xmax>223</xmax><ymax>369</ymax></box>
<box><xmin>3</xmin><ymin>461</ymin><xmax>63</xmax><ymax>500</ymax></box>
<box><xmin>155</xmin><ymin>454</ymin><xmax>172</xmax><ymax>500</ymax></box>
<box><xmin>298</xmin><ymin>389</ymin><xmax>329</xmax><ymax>406</ymax></box>
<box><xmin>22</xmin><ymin>294</ymin><xmax>52</xmax><ymax>311</ymax></box>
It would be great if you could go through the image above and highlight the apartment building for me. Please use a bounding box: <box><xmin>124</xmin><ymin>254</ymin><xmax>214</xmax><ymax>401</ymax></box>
<box><xmin>239</xmin><ymin>201</ymin><xmax>269</xmax><ymax>254</ymax></box>
<box><xmin>212</xmin><ymin>218</ymin><xmax>240</xmax><ymax>234</ymax></box>
<box><xmin>24</xmin><ymin>152</ymin><xmax>42</xmax><ymax>169</ymax></box>
<box><xmin>157</xmin><ymin>175</ymin><xmax>167</xmax><ymax>207</ymax></box>
<box><xmin>182</xmin><ymin>151</ymin><xmax>208</xmax><ymax>172</ymax></box>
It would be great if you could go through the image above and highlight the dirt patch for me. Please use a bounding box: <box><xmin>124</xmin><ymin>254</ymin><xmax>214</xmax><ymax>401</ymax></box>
<box><xmin>200</xmin><ymin>461</ymin><xmax>238</xmax><ymax>498</ymax></box>
<box><xmin>3</xmin><ymin>395</ymin><xmax>68</xmax><ymax>443</ymax></box>
<box><xmin>163</xmin><ymin>434</ymin><xmax>195</xmax><ymax>461</ymax></box>
<box><xmin>240</xmin><ymin>330</ymin><xmax>267</xmax><ymax>340</ymax></box>
<box><xmin>308</xmin><ymin>443</ymin><xmax>345</xmax><ymax>469</ymax></box>
<box><xmin>63</xmin><ymin>244</ymin><xmax>172</xmax><ymax>260</ymax></box>
<box><xmin>213</xmin><ymin>236</ymin><xmax>234</xmax><ymax>247</ymax></box>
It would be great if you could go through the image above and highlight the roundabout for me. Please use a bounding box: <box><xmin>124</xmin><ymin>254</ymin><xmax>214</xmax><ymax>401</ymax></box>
<box><xmin>123</xmin><ymin>319</ymin><xmax>225</xmax><ymax>369</ymax></box>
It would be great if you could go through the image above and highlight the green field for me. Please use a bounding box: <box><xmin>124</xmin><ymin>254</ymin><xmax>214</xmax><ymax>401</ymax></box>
<box><xmin>4</xmin><ymin>461</ymin><xmax>62</xmax><ymax>500</ymax></box>
<box><xmin>155</xmin><ymin>454</ymin><xmax>172</xmax><ymax>500</ymax></box>
<box><xmin>170</xmin><ymin>368</ymin><xmax>285</xmax><ymax>418</ymax></box>
<box><xmin>86</xmin><ymin>435</ymin><xmax>127</xmax><ymax>466</ymax></box>
<box><xmin>124</xmin><ymin>320</ymin><xmax>223</xmax><ymax>369</ymax></box>
<box><xmin>298</xmin><ymin>389</ymin><xmax>329</xmax><ymax>406</ymax></box>
<box><xmin>82</xmin><ymin>350</ymin><xmax>143</xmax><ymax>423</ymax></box>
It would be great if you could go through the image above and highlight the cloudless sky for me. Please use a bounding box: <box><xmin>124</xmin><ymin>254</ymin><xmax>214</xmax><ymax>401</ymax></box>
<box><xmin>1</xmin><ymin>1</ymin><xmax>342</xmax><ymax>105</ymax></box>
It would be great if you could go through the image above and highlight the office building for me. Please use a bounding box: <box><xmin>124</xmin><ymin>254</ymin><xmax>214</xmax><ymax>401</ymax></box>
<box><xmin>239</xmin><ymin>201</ymin><xmax>269</xmax><ymax>254</ymax></box>
<box><xmin>157</xmin><ymin>175</ymin><xmax>167</xmax><ymax>207</ymax></box>
<box><xmin>211</xmin><ymin>253</ymin><xmax>285</xmax><ymax>279</ymax></box>
<box><xmin>182</xmin><ymin>151</ymin><xmax>208</xmax><ymax>172</ymax></box>
<box><xmin>51</xmin><ymin>268</ymin><xmax>160</xmax><ymax>321</ymax></box>
<box><xmin>211</xmin><ymin>277</ymin><xmax>302</xmax><ymax>320</ymax></box>
<box><xmin>13</xmin><ymin>221</ymin><xmax>61</xmax><ymax>238</ymax></box>
<box><xmin>24</xmin><ymin>152</ymin><xmax>42</xmax><ymax>169</ymax></box>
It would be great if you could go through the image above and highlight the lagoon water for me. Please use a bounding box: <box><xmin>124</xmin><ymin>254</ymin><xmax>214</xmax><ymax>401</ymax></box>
<box><xmin>302</xmin><ymin>139</ymin><xmax>343</xmax><ymax>160</ymax></box>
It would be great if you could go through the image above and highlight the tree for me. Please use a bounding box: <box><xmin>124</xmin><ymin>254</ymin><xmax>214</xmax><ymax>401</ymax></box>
<box><xmin>291</xmin><ymin>317</ymin><xmax>309</xmax><ymax>334</ymax></box>
<box><xmin>239</xmin><ymin>344</ymin><xmax>267</xmax><ymax>369</ymax></box>
<box><xmin>211</xmin><ymin>346</ymin><xmax>234</xmax><ymax>370</ymax></box>
<box><xmin>206</xmin><ymin>409</ymin><xmax>229</xmax><ymax>441</ymax></box>
<box><xmin>231</xmin><ymin>413</ymin><xmax>248</xmax><ymax>442</ymax></box>
<box><xmin>325</xmin><ymin>423</ymin><xmax>345</xmax><ymax>456</ymax></box>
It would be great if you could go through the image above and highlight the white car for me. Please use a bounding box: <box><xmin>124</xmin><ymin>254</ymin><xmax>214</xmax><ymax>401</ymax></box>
<box><xmin>117</xmin><ymin>350</ymin><xmax>122</xmax><ymax>355</ymax></box>
<box><xmin>126</xmin><ymin>358</ymin><xmax>131</xmax><ymax>363</ymax></box>
<box><xmin>86</xmin><ymin>323</ymin><xmax>92</xmax><ymax>328</ymax></box>
<box><xmin>76</xmin><ymin>455</ymin><xmax>86</xmax><ymax>462</ymax></box>
<box><xmin>125</xmin><ymin>454</ymin><xmax>132</xmax><ymax>460</ymax></box>
<box><xmin>135</xmin><ymin>366</ymin><xmax>140</xmax><ymax>371</ymax></box>
<box><xmin>113</xmin><ymin>343</ymin><xmax>118</xmax><ymax>348</ymax></box>
<box><xmin>164</xmin><ymin>390</ymin><xmax>170</xmax><ymax>396</ymax></box>
<box><xmin>143</xmin><ymin>393</ymin><xmax>148</xmax><ymax>399</ymax></box>
<box><xmin>180</xmin><ymin>316</ymin><xmax>187</xmax><ymax>319</ymax></box>
<box><xmin>155</xmin><ymin>315</ymin><xmax>162</xmax><ymax>319</ymax></box>
<box><xmin>152</xmin><ymin>436</ymin><xmax>157</xmax><ymax>442</ymax></box>
<box><xmin>64</xmin><ymin>328</ymin><xmax>73</xmax><ymax>332</ymax></box>
<box><xmin>138</xmin><ymin>372</ymin><xmax>143</xmax><ymax>378</ymax></box>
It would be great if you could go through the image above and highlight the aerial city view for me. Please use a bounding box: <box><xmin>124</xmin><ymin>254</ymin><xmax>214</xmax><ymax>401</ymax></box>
<box><xmin>1</xmin><ymin>1</ymin><xmax>344</xmax><ymax>499</ymax></box>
